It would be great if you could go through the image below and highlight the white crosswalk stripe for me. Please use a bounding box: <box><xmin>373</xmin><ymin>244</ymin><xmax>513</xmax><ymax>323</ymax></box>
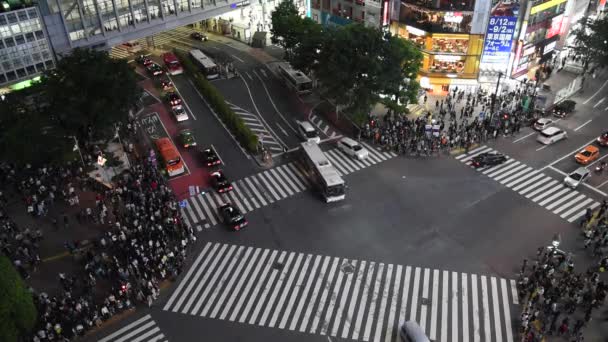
<box><xmin>456</xmin><ymin>145</ymin><xmax>600</xmax><ymax>224</ymax></box>
<box><xmin>180</xmin><ymin>146</ymin><xmax>395</xmax><ymax>230</ymax></box>
<box><xmin>227</xmin><ymin>102</ymin><xmax>285</xmax><ymax>153</ymax></box>
<box><xmin>98</xmin><ymin>314</ymin><xmax>168</xmax><ymax>342</ymax></box>
<box><xmin>163</xmin><ymin>242</ymin><xmax>518</xmax><ymax>342</ymax></box>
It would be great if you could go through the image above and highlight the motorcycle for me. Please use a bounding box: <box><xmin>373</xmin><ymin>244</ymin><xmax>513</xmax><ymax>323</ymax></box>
<box><xmin>595</xmin><ymin>161</ymin><xmax>607</xmax><ymax>174</ymax></box>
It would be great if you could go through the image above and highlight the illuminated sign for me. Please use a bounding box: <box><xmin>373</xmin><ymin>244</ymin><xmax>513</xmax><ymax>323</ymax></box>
<box><xmin>544</xmin><ymin>41</ymin><xmax>557</xmax><ymax>55</ymax></box>
<box><xmin>406</xmin><ymin>25</ymin><xmax>426</xmax><ymax>36</ymax></box>
<box><xmin>382</xmin><ymin>0</ymin><xmax>389</xmax><ymax>26</ymax></box>
<box><xmin>546</xmin><ymin>14</ymin><xmax>564</xmax><ymax>39</ymax></box>
<box><xmin>481</xmin><ymin>16</ymin><xmax>518</xmax><ymax>64</ymax></box>
<box><xmin>530</xmin><ymin>0</ymin><xmax>568</xmax><ymax>15</ymax></box>
<box><xmin>523</xmin><ymin>45</ymin><xmax>536</xmax><ymax>57</ymax></box>
<box><xmin>444</xmin><ymin>12</ymin><xmax>464</xmax><ymax>23</ymax></box>
<box><xmin>434</xmin><ymin>55</ymin><xmax>463</xmax><ymax>62</ymax></box>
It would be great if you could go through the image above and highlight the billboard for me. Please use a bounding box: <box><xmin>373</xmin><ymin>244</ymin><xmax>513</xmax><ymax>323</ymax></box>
<box><xmin>481</xmin><ymin>16</ymin><xmax>518</xmax><ymax>64</ymax></box>
<box><xmin>546</xmin><ymin>14</ymin><xmax>564</xmax><ymax>39</ymax></box>
<box><xmin>490</xmin><ymin>0</ymin><xmax>521</xmax><ymax>17</ymax></box>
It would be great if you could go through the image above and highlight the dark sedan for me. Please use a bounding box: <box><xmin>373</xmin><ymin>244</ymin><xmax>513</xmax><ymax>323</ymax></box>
<box><xmin>471</xmin><ymin>152</ymin><xmax>507</xmax><ymax>168</ymax></box>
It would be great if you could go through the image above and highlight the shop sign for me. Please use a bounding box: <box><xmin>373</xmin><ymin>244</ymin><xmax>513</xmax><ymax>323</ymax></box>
<box><xmin>481</xmin><ymin>16</ymin><xmax>518</xmax><ymax>64</ymax></box>
<box><xmin>523</xmin><ymin>45</ymin><xmax>536</xmax><ymax>57</ymax></box>
<box><xmin>444</xmin><ymin>12</ymin><xmax>464</xmax><ymax>23</ymax></box>
<box><xmin>530</xmin><ymin>0</ymin><xmax>567</xmax><ymax>15</ymax></box>
<box><xmin>546</xmin><ymin>14</ymin><xmax>564</xmax><ymax>39</ymax></box>
<box><xmin>382</xmin><ymin>0</ymin><xmax>389</xmax><ymax>26</ymax></box>
<box><xmin>544</xmin><ymin>41</ymin><xmax>557</xmax><ymax>55</ymax></box>
<box><xmin>406</xmin><ymin>25</ymin><xmax>426</xmax><ymax>36</ymax></box>
<box><xmin>435</xmin><ymin>55</ymin><xmax>463</xmax><ymax>62</ymax></box>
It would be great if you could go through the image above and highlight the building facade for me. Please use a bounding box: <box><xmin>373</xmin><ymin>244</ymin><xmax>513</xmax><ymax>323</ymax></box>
<box><xmin>389</xmin><ymin>0</ymin><xmax>491</xmax><ymax>94</ymax></box>
<box><xmin>309</xmin><ymin>0</ymin><xmax>386</xmax><ymax>29</ymax></box>
<box><xmin>0</xmin><ymin>4</ymin><xmax>55</xmax><ymax>88</ymax></box>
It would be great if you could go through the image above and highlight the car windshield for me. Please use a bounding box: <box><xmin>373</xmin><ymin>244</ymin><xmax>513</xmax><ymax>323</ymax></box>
<box><xmin>175</xmin><ymin>108</ymin><xmax>184</xmax><ymax>114</ymax></box>
<box><xmin>305</xmin><ymin>130</ymin><xmax>318</xmax><ymax>138</ymax></box>
<box><xmin>167</xmin><ymin>157</ymin><xmax>181</xmax><ymax>166</ymax></box>
<box><xmin>326</xmin><ymin>183</ymin><xmax>345</xmax><ymax>196</ymax></box>
<box><xmin>580</xmin><ymin>150</ymin><xmax>592</xmax><ymax>157</ymax></box>
<box><xmin>352</xmin><ymin>145</ymin><xmax>362</xmax><ymax>151</ymax></box>
<box><xmin>569</xmin><ymin>173</ymin><xmax>583</xmax><ymax>181</ymax></box>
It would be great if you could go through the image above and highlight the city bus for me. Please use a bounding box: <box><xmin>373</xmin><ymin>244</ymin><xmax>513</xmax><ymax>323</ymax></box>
<box><xmin>162</xmin><ymin>52</ymin><xmax>183</xmax><ymax>75</ymax></box>
<box><xmin>277</xmin><ymin>62</ymin><xmax>313</xmax><ymax>95</ymax></box>
<box><xmin>299</xmin><ymin>141</ymin><xmax>345</xmax><ymax>202</ymax></box>
<box><xmin>155</xmin><ymin>137</ymin><xmax>185</xmax><ymax>176</ymax></box>
<box><xmin>189</xmin><ymin>49</ymin><xmax>219</xmax><ymax>80</ymax></box>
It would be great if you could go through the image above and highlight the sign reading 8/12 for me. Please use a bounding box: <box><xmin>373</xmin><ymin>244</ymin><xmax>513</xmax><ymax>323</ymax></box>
<box><xmin>481</xmin><ymin>16</ymin><xmax>518</xmax><ymax>64</ymax></box>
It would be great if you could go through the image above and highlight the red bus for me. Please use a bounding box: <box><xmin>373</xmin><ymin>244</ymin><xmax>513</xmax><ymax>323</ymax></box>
<box><xmin>163</xmin><ymin>52</ymin><xmax>183</xmax><ymax>75</ymax></box>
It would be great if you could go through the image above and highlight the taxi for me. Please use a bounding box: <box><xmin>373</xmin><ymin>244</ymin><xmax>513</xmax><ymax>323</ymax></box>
<box><xmin>575</xmin><ymin>145</ymin><xmax>600</xmax><ymax>165</ymax></box>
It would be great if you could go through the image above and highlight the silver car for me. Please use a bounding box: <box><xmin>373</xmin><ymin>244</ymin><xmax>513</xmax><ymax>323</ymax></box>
<box><xmin>564</xmin><ymin>167</ymin><xmax>590</xmax><ymax>188</ymax></box>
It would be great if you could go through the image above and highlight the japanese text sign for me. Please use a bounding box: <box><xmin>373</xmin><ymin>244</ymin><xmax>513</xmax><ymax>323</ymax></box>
<box><xmin>481</xmin><ymin>16</ymin><xmax>517</xmax><ymax>64</ymax></box>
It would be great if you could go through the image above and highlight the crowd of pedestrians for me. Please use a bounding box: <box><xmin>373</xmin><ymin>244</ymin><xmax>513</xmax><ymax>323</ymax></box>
<box><xmin>0</xmin><ymin>150</ymin><xmax>193</xmax><ymax>341</ymax></box>
<box><xmin>581</xmin><ymin>201</ymin><xmax>608</xmax><ymax>267</ymax></box>
<box><xmin>516</xmin><ymin>245</ymin><xmax>607</xmax><ymax>342</ymax></box>
<box><xmin>362</xmin><ymin>85</ymin><xmax>537</xmax><ymax>156</ymax></box>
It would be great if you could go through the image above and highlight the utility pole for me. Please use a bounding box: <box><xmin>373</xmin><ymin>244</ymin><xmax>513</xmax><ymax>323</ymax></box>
<box><xmin>489</xmin><ymin>71</ymin><xmax>503</xmax><ymax>123</ymax></box>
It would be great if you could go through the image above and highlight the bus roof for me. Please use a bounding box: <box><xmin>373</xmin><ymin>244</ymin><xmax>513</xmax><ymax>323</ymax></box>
<box><xmin>277</xmin><ymin>62</ymin><xmax>311</xmax><ymax>83</ymax></box>
<box><xmin>189</xmin><ymin>49</ymin><xmax>216</xmax><ymax>68</ymax></box>
<box><xmin>163</xmin><ymin>52</ymin><xmax>178</xmax><ymax>61</ymax></box>
<box><xmin>155</xmin><ymin>137</ymin><xmax>179</xmax><ymax>157</ymax></box>
<box><xmin>301</xmin><ymin>141</ymin><xmax>344</xmax><ymax>187</ymax></box>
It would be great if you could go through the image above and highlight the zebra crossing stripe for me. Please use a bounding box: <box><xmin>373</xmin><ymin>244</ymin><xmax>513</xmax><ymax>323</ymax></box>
<box><xmin>227</xmin><ymin>190</ymin><xmax>247</xmax><ymax>214</ymax></box>
<box><xmin>257</xmin><ymin>172</ymin><xmax>282</xmax><ymax>201</ymax></box>
<box><xmin>361</xmin><ymin>142</ymin><xmax>388</xmax><ymax>161</ymax></box>
<box><xmin>269</xmin><ymin>253</ymin><xmax>304</xmax><ymax>328</ymax></box>
<box><xmin>364</xmin><ymin>262</ymin><xmax>385</xmax><ymax>341</ymax></box>
<box><xmin>193</xmin><ymin>194</ymin><xmax>215</xmax><ymax>226</ymax></box>
<box><xmin>279</xmin><ymin>254</ymin><xmax>313</xmax><ymax>329</ymax></box>
<box><xmin>231</xmin><ymin>182</ymin><xmax>254</xmax><ymax>212</ymax></box>
<box><xmin>236</xmin><ymin>179</ymin><xmax>261</xmax><ymax>209</ymax></box>
<box><xmin>334</xmin><ymin>259</ymin><xmax>357</xmax><ymax>336</ymax></box>
<box><xmin>274</xmin><ymin>166</ymin><xmax>301</xmax><ymax>192</ymax></box>
<box><xmin>240</xmin><ymin>250</ymin><xmax>280</xmax><ymax>323</ymax></box>
<box><xmin>510</xmin><ymin>279</ymin><xmax>519</xmax><ymax>305</ymax></box>
<box><xmin>228</xmin><ymin>249</ymin><xmax>270</xmax><ymax>321</ymax></box>
<box><xmin>546</xmin><ymin>191</ymin><xmax>579</xmax><ymax>211</ymax></box>
<box><xmin>409</xmin><ymin>267</ymin><xmax>421</xmax><ymax>330</ymax></box>
<box><xmin>244</xmin><ymin>177</ymin><xmax>268</xmax><ymax>206</ymax></box>
<box><xmin>440</xmin><ymin>270</ymin><xmax>448</xmax><ymax>342</ymax></box>
<box><xmin>451</xmin><ymin>271</ymin><xmax>458</xmax><ymax>342</ymax></box>
<box><xmin>325</xmin><ymin>150</ymin><xmax>352</xmax><ymax>174</ymax></box>
<box><xmin>200</xmin><ymin>245</ymin><xmax>245</xmax><ymax>317</ymax></box>
<box><xmin>398</xmin><ymin>266</ymin><xmax>412</xmax><ymax>336</ymax></box>
<box><xmin>385</xmin><ymin>264</ymin><xmax>402</xmax><ymax>342</ymax></box>
<box><xmin>277</xmin><ymin>165</ymin><xmax>305</xmax><ymax>191</ymax></box>
<box><xmin>259</xmin><ymin>252</ymin><xmax>295</xmax><ymax>326</ymax></box>
<box><xmin>301</xmin><ymin>256</ymin><xmax>332</xmax><ymax>332</ymax></box>
<box><xmin>462</xmin><ymin>273</ymin><xmax>469</xmax><ymax>342</ymax></box>
<box><xmin>288</xmin><ymin>162</ymin><xmax>312</xmax><ymax>188</ymax></box>
<box><xmin>553</xmin><ymin>194</ymin><xmax>585</xmax><ymax>214</ymax></box>
<box><xmin>98</xmin><ymin>315</ymin><xmax>152</xmax><ymax>342</ymax></box>
<box><xmin>459</xmin><ymin>147</ymin><xmax>493</xmax><ymax>162</ymax></box>
<box><xmin>352</xmin><ymin>261</ymin><xmax>375</xmax><ymax>340</ymax></box>
<box><xmin>524</xmin><ymin>179</ymin><xmax>558</xmax><ymax>198</ymax></box>
<box><xmin>322</xmin><ymin>259</ymin><xmax>347</xmax><ymax>335</ymax></box>
<box><xmin>419</xmin><ymin>268</ymin><xmax>430</xmax><ymax>336</ymax></box>
<box><xmin>311</xmin><ymin>257</ymin><xmax>340</xmax><ymax>333</ymax></box>
<box><xmin>512</xmin><ymin>173</ymin><xmax>546</xmax><ymax>192</ymax></box>
<box><xmin>291</xmin><ymin>255</ymin><xmax>322</xmax><ymax>330</ymax></box>
<box><xmin>270</xmin><ymin>168</ymin><xmax>297</xmax><ymax>195</ymax></box>
<box><xmin>501</xmin><ymin>278</ymin><xmax>515</xmax><ymax>342</ymax></box>
<box><xmin>568</xmin><ymin>201</ymin><xmax>600</xmax><ymax>223</ymax></box>
<box><xmin>334</xmin><ymin>150</ymin><xmax>362</xmax><ymax>171</ymax></box>
<box><xmin>487</xmin><ymin>160</ymin><xmax>520</xmax><ymax>178</ymax></box>
<box><xmin>494</xmin><ymin>163</ymin><xmax>527</xmax><ymax>181</ymax></box>
<box><xmin>210</xmin><ymin>247</ymin><xmax>254</xmax><ymax>318</ymax></box>
<box><xmin>482</xmin><ymin>158</ymin><xmax>513</xmax><ymax>175</ymax></box>
<box><xmin>500</xmin><ymin>167</ymin><xmax>534</xmax><ymax>185</ymax></box>
<box><xmin>250</xmin><ymin>175</ymin><xmax>275</xmax><ymax>204</ymax></box>
<box><xmin>429</xmin><ymin>269</ymin><xmax>439</xmax><ymax>341</ymax></box>
<box><xmin>342</xmin><ymin>260</ymin><xmax>366</xmax><ymax>338</ymax></box>
<box><xmin>561</xmin><ymin>198</ymin><xmax>595</xmax><ymax>220</ymax></box>
<box><xmin>374</xmin><ymin>263</ymin><xmax>392</xmax><ymax>342</ymax></box>
<box><xmin>491</xmin><ymin>277</ymin><xmax>503</xmax><ymax>342</ymax></box>
<box><xmin>534</xmin><ymin>185</ymin><xmax>567</xmax><ymax>204</ymax></box>
<box><xmin>164</xmin><ymin>242</ymin><xmax>212</xmax><ymax>311</ymax></box>
<box><xmin>456</xmin><ymin>145</ymin><xmax>487</xmax><ymax>159</ymax></box>
<box><xmin>472</xmin><ymin>274</ymin><xmax>480</xmax><ymax>342</ymax></box>
<box><xmin>186</xmin><ymin>244</ymin><xmax>231</xmax><ymax>315</ymax></box>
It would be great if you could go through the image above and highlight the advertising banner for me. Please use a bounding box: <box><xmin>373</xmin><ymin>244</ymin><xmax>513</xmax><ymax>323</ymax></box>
<box><xmin>481</xmin><ymin>16</ymin><xmax>518</xmax><ymax>64</ymax></box>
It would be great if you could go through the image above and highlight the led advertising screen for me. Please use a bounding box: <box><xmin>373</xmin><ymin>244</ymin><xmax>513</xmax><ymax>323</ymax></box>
<box><xmin>480</xmin><ymin>16</ymin><xmax>518</xmax><ymax>64</ymax></box>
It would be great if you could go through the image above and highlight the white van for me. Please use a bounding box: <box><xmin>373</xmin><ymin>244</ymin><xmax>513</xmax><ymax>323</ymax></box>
<box><xmin>338</xmin><ymin>137</ymin><xmax>369</xmax><ymax>160</ymax></box>
<box><xmin>400</xmin><ymin>321</ymin><xmax>430</xmax><ymax>342</ymax></box>
<box><xmin>296</xmin><ymin>120</ymin><xmax>321</xmax><ymax>144</ymax></box>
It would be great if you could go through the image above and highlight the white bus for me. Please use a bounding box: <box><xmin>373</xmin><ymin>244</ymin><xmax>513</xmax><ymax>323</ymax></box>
<box><xmin>277</xmin><ymin>62</ymin><xmax>313</xmax><ymax>95</ymax></box>
<box><xmin>189</xmin><ymin>49</ymin><xmax>219</xmax><ymax>80</ymax></box>
<box><xmin>299</xmin><ymin>141</ymin><xmax>345</xmax><ymax>202</ymax></box>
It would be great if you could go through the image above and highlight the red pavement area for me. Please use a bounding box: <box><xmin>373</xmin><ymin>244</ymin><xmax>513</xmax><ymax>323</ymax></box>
<box><xmin>138</xmin><ymin>75</ymin><xmax>210</xmax><ymax>201</ymax></box>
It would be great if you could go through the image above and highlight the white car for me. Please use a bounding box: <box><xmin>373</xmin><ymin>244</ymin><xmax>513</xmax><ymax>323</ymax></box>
<box><xmin>338</xmin><ymin>137</ymin><xmax>369</xmax><ymax>160</ymax></box>
<box><xmin>533</xmin><ymin>118</ymin><xmax>554</xmax><ymax>131</ymax></box>
<box><xmin>564</xmin><ymin>167</ymin><xmax>590</xmax><ymax>188</ymax></box>
<box><xmin>172</xmin><ymin>105</ymin><xmax>188</xmax><ymax>122</ymax></box>
<box><xmin>296</xmin><ymin>120</ymin><xmax>320</xmax><ymax>144</ymax></box>
<box><xmin>537</xmin><ymin>127</ymin><xmax>567</xmax><ymax>145</ymax></box>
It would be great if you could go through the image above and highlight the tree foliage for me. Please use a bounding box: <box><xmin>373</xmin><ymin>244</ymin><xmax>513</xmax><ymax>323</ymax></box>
<box><xmin>572</xmin><ymin>16</ymin><xmax>608</xmax><ymax>68</ymax></box>
<box><xmin>0</xmin><ymin>255</ymin><xmax>37</xmax><ymax>342</ymax></box>
<box><xmin>42</xmin><ymin>48</ymin><xmax>139</xmax><ymax>142</ymax></box>
<box><xmin>270</xmin><ymin>1</ymin><xmax>423</xmax><ymax>122</ymax></box>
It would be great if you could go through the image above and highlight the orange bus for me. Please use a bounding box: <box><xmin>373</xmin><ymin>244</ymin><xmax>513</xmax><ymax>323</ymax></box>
<box><xmin>155</xmin><ymin>137</ymin><xmax>185</xmax><ymax>176</ymax></box>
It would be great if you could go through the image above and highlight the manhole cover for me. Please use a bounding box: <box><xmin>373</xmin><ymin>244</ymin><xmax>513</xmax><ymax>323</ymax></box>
<box><xmin>272</xmin><ymin>261</ymin><xmax>284</xmax><ymax>270</ymax></box>
<box><xmin>341</xmin><ymin>262</ymin><xmax>355</xmax><ymax>274</ymax></box>
<box><xmin>421</xmin><ymin>298</ymin><xmax>430</xmax><ymax>305</ymax></box>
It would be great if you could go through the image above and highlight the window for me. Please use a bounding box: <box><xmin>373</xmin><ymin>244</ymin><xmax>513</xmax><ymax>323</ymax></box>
<box><xmin>18</xmin><ymin>11</ymin><xmax>28</xmax><ymax>21</ymax></box>
<box><xmin>25</xmin><ymin>32</ymin><xmax>35</xmax><ymax>42</ymax></box>
<box><xmin>15</xmin><ymin>35</ymin><xmax>25</xmax><ymax>45</ymax></box>
<box><xmin>0</xmin><ymin>74</ymin><xmax>6</xmax><ymax>84</ymax></box>
<box><xmin>35</xmin><ymin>30</ymin><xmax>44</xmax><ymax>40</ymax></box>
<box><xmin>7</xmin><ymin>14</ymin><xmax>17</xmax><ymax>24</ymax></box>
<box><xmin>28</xmin><ymin>9</ymin><xmax>38</xmax><ymax>18</ymax></box>
<box><xmin>45</xmin><ymin>60</ymin><xmax>54</xmax><ymax>69</ymax></box>
<box><xmin>26</xmin><ymin>65</ymin><xmax>36</xmax><ymax>74</ymax></box>
<box><xmin>4</xmin><ymin>38</ymin><xmax>14</xmax><ymax>48</ymax></box>
<box><xmin>0</xmin><ymin>16</ymin><xmax>6</xmax><ymax>25</ymax></box>
<box><xmin>16</xmin><ymin>68</ymin><xmax>26</xmax><ymax>78</ymax></box>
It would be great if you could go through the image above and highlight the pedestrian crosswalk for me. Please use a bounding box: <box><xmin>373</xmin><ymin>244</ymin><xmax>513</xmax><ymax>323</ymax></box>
<box><xmin>98</xmin><ymin>314</ymin><xmax>167</xmax><ymax>342</ymax></box>
<box><xmin>226</xmin><ymin>101</ymin><xmax>285</xmax><ymax>153</ymax></box>
<box><xmin>180</xmin><ymin>144</ymin><xmax>396</xmax><ymax>230</ymax></box>
<box><xmin>163</xmin><ymin>242</ymin><xmax>518</xmax><ymax>342</ymax></box>
<box><xmin>309</xmin><ymin>113</ymin><xmax>342</xmax><ymax>140</ymax></box>
<box><xmin>456</xmin><ymin>145</ymin><xmax>600</xmax><ymax>223</ymax></box>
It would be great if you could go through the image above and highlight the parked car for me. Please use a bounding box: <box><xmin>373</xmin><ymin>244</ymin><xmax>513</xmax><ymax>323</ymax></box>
<box><xmin>190</xmin><ymin>32</ymin><xmax>208</xmax><ymax>41</ymax></box>
<box><xmin>552</xmin><ymin>100</ymin><xmax>576</xmax><ymax>118</ymax></box>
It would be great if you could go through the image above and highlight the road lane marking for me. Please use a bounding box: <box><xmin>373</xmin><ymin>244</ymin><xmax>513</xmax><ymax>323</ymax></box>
<box><xmin>151</xmin><ymin>111</ymin><xmax>191</xmax><ymax>176</ymax></box>
<box><xmin>605</xmin><ymin>106</ymin><xmax>608</xmax><ymax>111</ymax></box>
<box><xmin>583</xmin><ymin>78</ymin><xmax>608</xmax><ymax>104</ymax></box>
<box><xmin>491</xmin><ymin>277</ymin><xmax>503</xmax><ymax>342</ymax></box>
<box><xmin>598</xmin><ymin>179</ymin><xmax>608</xmax><ymax>188</ymax></box>
<box><xmin>231</xmin><ymin>54</ymin><xmax>245</xmax><ymax>63</ymax></box>
<box><xmin>240</xmin><ymin>76</ymin><xmax>287</xmax><ymax>148</ymax></box>
<box><xmin>441</xmin><ymin>270</ymin><xmax>449</xmax><ymax>342</ymax></box>
<box><xmin>536</xmin><ymin>144</ymin><xmax>549</xmax><ymax>151</ymax></box>
<box><xmin>253</xmin><ymin>70</ymin><xmax>299</xmax><ymax>134</ymax></box>
<box><xmin>539</xmin><ymin>136</ymin><xmax>598</xmax><ymax>170</ymax></box>
<box><xmin>341</xmin><ymin>260</ymin><xmax>367</xmax><ymax>338</ymax></box>
<box><xmin>279</xmin><ymin>254</ymin><xmax>313</xmax><ymax>329</ymax></box>
<box><xmin>574</xmin><ymin>119</ymin><xmax>593</xmax><ymax>131</ymax></box>
<box><xmin>549</xmin><ymin>166</ymin><xmax>608</xmax><ymax>197</ymax></box>
<box><xmin>593</xmin><ymin>97</ymin><xmax>606</xmax><ymax>108</ymax></box>
<box><xmin>472</xmin><ymin>274</ymin><xmax>481</xmax><ymax>342</ymax></box>
<box><xmin>260</xmin><ymin>69</ymin><xmax>268</xmax><ymax>78</ymax></box>
<box><xmin>276</xmin><ymin>122</ymin><xmax>289</xmax><ymax>136</ymax></box>
<box><xmin>501</xmin><ymin>279</ymin><xmax>514</xmax><ymax>342</ymax></box>
<box><xmin>290</xmin><ymin>255</ymin><xmax>322</xmax><ymax>331</ymax></box>
<box><xmin>513</xmin><ymin>131</ymin><xmax>535</xmax><ymax>143</ymax></box>
<box><xmin>430</xmin><ymin>269</ymin><xmax>439</xmax><ymax>341</ymax></box>
<box><xmin>384</xmin><ymin>265</ymin><xmax>402</xmax><ymax>342</ymax></box>
<box><xmin>245</xmin><ymin>72</ymin><xmax>253</xmax><ymax>80</ymax></box>
<box><xmin>419</xmin><ymin>268</ymin><xmax>430</xmax><ymax>336</ymax></box>
<box><xmin>452</xmin><ymin>271</ymin><xmax>458</xmax><ymax>342</ymax></box>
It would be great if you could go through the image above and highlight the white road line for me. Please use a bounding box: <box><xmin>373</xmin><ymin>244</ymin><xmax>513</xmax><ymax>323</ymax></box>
<box><xmin>472</xmin><ymin>274</ymin><xmax>481</xmax><ymax>342</ymax></box>
<box><xmin>568</xmin><ymin>201</ymin><xmax>601</xmax><ymax>222</ymax></box>
<box><xmin>540</xmin><ymin>136</ymin><xmax>598</xmax><ymax>170</ymax></box>
<box><xmin>384</xmin><ymin>264</ymin><xmax>402</xmax><ymax>342</ymax></box>
<box><xmin>352</xmin><ymin>261</ymin><xmax>375</xmax><ymax>340</ymax></box>
<box><xmin>255</xmin><ymin>173</ymin><xmax>281</xmax><ymax>201</ymax></box>
<box><xmin>409</xmin><ymin>267</ymin><xmax>421</xmax><ymax>324</ymax></box>
<box><xmin>279</xmin><ymin>165</ymin><xmax>306</xmax><ymax>191</ymax></box>
<box><xmin>99</xmin><ymin>315</ymin><xmax>151</xmax><ymax>342</ymax></box>
<box><xmin>462</xmin><ymin>273</ymin><xmax>469</xmax><ymax>342</ymax></box>
<box><xmin>191</xmin><ymin>245</ymin><xmax>238</xmax><ymax>315</ymax></box>
<box><xmin>560</xmin><ymin>198</ymin><xmax>595</xmax><ymax>220</ymax></box>
<box><xmin>259</xmin><ymin>252</ymin><xmax>296</xmax><ymax>326</ymax></box>
<box><xmin>341</xmin><ymin>260</ymin><xmax>367</xmax><ymax>338</ymax></box>
<box><xmin>276</xmin><ymin>122</ymin><xmax>289</xmax><ymax>136</ymax></box>
<box><xmin>231</xmin><ymin>183</ymin><xmax>254</xmax><ymax>212</ymax></box>
<box><xmin>524</xmin><ymin>179</ymin><xmax>558</xmax><ymax>198</ymax></box>
<box><xmin>200</xmin><ymin>245</ymin><xmax>245</xmax><ymax>316</ymax></box>
<box><xmin>598</xmin><ymin>178</ymin><xmax>608</xmax><ymax>188</ymax></box>
<box><xmin>245</xmin><ymin>72</ymin><xmax>253</xmax><ymax>80</ymax></box>
<box><xmin>300</xmin><ymin>256</ymin><xmax>331</xmax><ymax>332</ymax></box>
<box><xmin>288</xmin><ymin>162</ymin><xmax>312</xmax><ymax>187</ymax></box>
<box><xmin>189</xmin><ymin>195</ymin><xmax>206</xmax><ymax>223</ymax></box>
<box><xmin>429</xmin><ymin>269</ymin><xmax>439</xmax><ymax>340</ymax></box>
<box><xmin>167</xmin><ymin>76</ymin><xmax>197</xmax><ymax>120</ymax></box>
<box><xmin>536</xmin><ymin>186</ymin><xmax>569</xmax><ymax>205</ymax></box>
<box><xmin>253</xmin><ymin>70</ymin><xmax>299</xmax><ymax>134</ymax></box>
<box><xmin>501</xmin><ymin>279</ymin><xmax>514</xmax><ymax>342</ymax></box>
<box><xmin>183</xmin><ymin>244</ymin><xmax>228</xmax><ymax>314</ymax></box>
<box><xmin>245</xmin><ymin>177</ymin><xmax>269</xmax><ymax>206</ymax></box>
<box><xmin>482</xmin><ymin>159</ymin><xmax>514</xmax><ymax>174</ymax></box>
<box><xmin>583</xmin><ymin>78</ymin><xmax>608</xmax><ymax>104</ymax></box>
<box><xmin>321</xmin><ymin>258</ymin><xmax>347</xmax><ymax>335</ymax></box>
<box><xmin>290</xmin><ymin>255</ymin><xmax>322</xmax><ymax>330</ymax></box>
<box><xmin>419</xmin><ymin>268</ymin><xmax>430</xmax><ymax>335</ymax></box>
<box><xmin>373</xmin><ymin>264</ymin><xmax>392</xmax><ymax>342</ymax></box>
<box><xmin>519</xmin><ymin>176</ymin><xmax>552</xmax><ymax>196</ymax></box>
<box><xmin>279</xmin><ymin>254</ymin><xmax>313</xmax><ymax>329</ymax></box>
<box><xmin>481</xmin><ymin>275</ymin><xmax>491</xmax><ymax>342</ymax></box>
<box><xmin>240</xmin><ymin>76</ymin><xmax>287</xmax><ymax>148</ymax></box>
<box><xmin>593</xmin><ymin>97</ymin><xmax>606</xmax><ymax>108</ymax></box>
<box><xmin>238</xmin><ymin>250</ymin><xmax>279</xmax><ymax>323</ymax></box>
<box><xmin>363</xmin><ymin>262</ymin><xmax>385</xmax><ymax>341</ymax></box>
<box><xmin>441</xmin><ymin>270</ymin><xmax>448</xmax><ymax>342</ymax></box>
<box><xmin>311</xmin><ymin>257</ymin><xmax>340</xmax><ymax>333</ymax></box>
<box><xmin>546</xmin><ymin>191</ymin><xmax>579</xmax><ymax>211</ymax></box>
<box><xmin>398</xmin><ymin>266</ymin><xmax>413</xmax><ymax>330</ymax></box>
<box><xmin>333</xmin><ymin>260</ymin><xmax>357</xmax><ymax>337</ymax></box>
<box><xmin>513</xmin><ymin>132</ymin><xmax>535</xmax><ymax>143</ymax></box>
<box><xmin>510</xmin><ymin>279</ymin><xmax>519</xmax><ymax>305</ymax></box>
<box><xmin>226</xmin><ymin>190</ymin><xmax>247</xmax><ymax>214</ymax></box>
<box><xmin>260</xmin><ymin>69</ymin><xmax>268</xmax><ymax>78</ymax></box>
<box><xmin>231</xmin><ymin>54</ymin><xmax>245</xmax><ymax>63</ymax></box>
<box><xmin>455</xmin><ymin>145</ymin><xmax>488</xmax><ymax>159</ymax></box>
<box><xmin>510</xmin><ymin>172</ymin><xmax>545</xmax><ymax>191</ymax></box>
<box><xmin>217</xmin><ymin>247</ymin><xmax>261</xmax><ymax>319</ymax></box>
<box><xmin>451</xmin><ymin>271</ymin><xmax>458</xmax><ymax>342</ymax></box>
<box><xmin>231</xmin><ymin>249</ymin><xmax>273</xmax><ymax>321</ymax></box>
<box><xmin>248</xmin><ymin>250</ymin><xmax>286</xmax><ymax>325</ymax></box>
<box><xmin>536</xmin><ymin>144</ymin><xmax>549</xmax><ymax>151</ymax></box>
<box><xmin>491</xmin><ymin>277</ymin><xmax>503</xmax><ymax>342</ymax></box>
<box><xmin>165</xmin><ymin>242</ymin><xmax>212</xmax><ymax>311</ymax></box>
<box><xmin>494</xmin><ymin>163</ymin><xmax>528</xmax><ymax>181</ymax></box>
<box><xmin>574</xmin><ymin>119</ymin><xmax>593</xmax><ymax>131</ymax></box>
<box><xmin>501</xmin><ymin>167</ymin><xmax>534</xmax><ymax>185</ymax></box>
<box><xmin>459</xmin><ymin>147</ymin><xmax>494</xmax><ymax>162</ymax></box>
<box><xmin>267</xmin><ymin>169</ymin><xmax>292</xmax><ymax>197</ymax></box>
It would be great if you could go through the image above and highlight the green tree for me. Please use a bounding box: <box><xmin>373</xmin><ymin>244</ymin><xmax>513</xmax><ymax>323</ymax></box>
<box><xmin>289</xmin><ymin>17</ymin><xmax>324</xmax><ymax>75</ymax></box>
<box><xmin>572</xmin><ymin>16</ymin><xmax>608</xmax><ymax>69</ymax></box>
<box><xmin>0</xmin><ymin>255</ymin><xmax>37</xmax><ymax>342</ymax></box>
<box><xmin>42</xmin><ymin>48</ymin><xmax>139</xmax><ymax>142</ymax></box>
<box><xmin>270</xmin><ymin>0</ymin><xmax>302</xmax><ymax>56</ymax></box>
